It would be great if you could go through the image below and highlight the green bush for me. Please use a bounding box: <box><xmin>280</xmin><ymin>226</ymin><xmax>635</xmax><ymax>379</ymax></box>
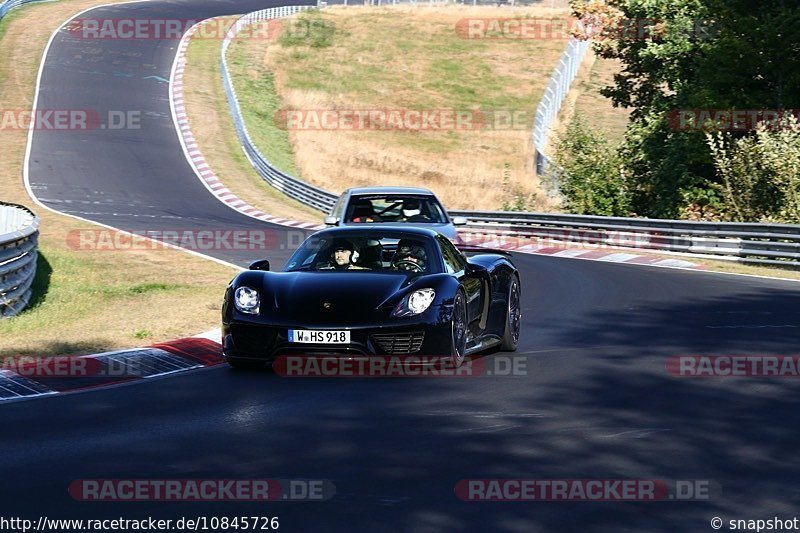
<box><xmin>618</xmin><ymin>115</ymin><xmax>716</xmax><ymax>219</ymax></box>
<box><xmin>551</xmin><ymin>114</ymin><xmax>631</xmax><ymax>216</ymax></box>
<box><xmin>707</xmin><ymin>118</ymin><xmax>800</xmax><ymax>222</ymax></box>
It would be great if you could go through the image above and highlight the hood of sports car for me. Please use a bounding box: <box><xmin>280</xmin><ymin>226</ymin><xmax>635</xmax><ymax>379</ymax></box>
<box><xmin>266</xmin><ymin>272</ymin><xmax>413</xmax><ymax>323</ymax></box>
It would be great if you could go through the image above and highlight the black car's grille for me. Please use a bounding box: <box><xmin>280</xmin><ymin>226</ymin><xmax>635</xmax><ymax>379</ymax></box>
<box><xmin>231</xmin><ymin>325</ymin><xmax>278</xmax><ymax>354</ymax></box>
<box><xmin>371</xmin><ymin>332</ymin><xmax>425</xmax><ymax>354</ymax></box>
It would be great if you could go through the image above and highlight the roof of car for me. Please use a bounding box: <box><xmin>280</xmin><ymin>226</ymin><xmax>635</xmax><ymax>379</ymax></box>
<box><xmin>344</xmin><ymin>187</ymin><xmax>436</xmax><ymax>196</ymax></box>
<box><xmin>312</xmin><ymin>225</ymin><xmax>442</xmax><ymax>239</ymax></box>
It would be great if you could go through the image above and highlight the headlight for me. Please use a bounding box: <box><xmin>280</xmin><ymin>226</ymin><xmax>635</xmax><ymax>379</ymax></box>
<box><xmin>392</xmin><ymin>288</ymin><xmax>436</xmax><ymax>317</ymax></box>
<box><xmin>234</xmin><ymin>286</ymin><xmax>260</xmax><ymax>315</ymax></box>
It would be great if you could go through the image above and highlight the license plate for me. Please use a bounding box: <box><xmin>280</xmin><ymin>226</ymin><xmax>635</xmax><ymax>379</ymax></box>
<box><xmin>288</xmin><ymin>329</ymin><xmax>350</xmax><ymax>344</ymax></box>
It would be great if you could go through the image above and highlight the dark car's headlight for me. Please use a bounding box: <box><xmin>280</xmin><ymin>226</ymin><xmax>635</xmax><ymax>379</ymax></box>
<box><xmin>234</xmin><ymin>286</ymin><xmax>260</xmax><ymax>315</ymax></box>
<box><xmin>392</xmin><ymin>288</ymin><xmax>436</xmax><ymax>317</ymax></box>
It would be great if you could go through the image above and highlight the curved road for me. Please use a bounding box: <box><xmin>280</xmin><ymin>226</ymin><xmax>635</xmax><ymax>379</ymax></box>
<box><xmin>27</xmin><ymin>0</ymin><xmax>315</xmax><ymax>267</ymax></box>
<box><xmin>7</xmin><ymin>1</ymin><xmax>800</xmax><ymax>531</ymax></box>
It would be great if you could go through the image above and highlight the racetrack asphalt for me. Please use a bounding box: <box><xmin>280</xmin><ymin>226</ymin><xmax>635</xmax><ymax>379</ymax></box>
<box><xmin>10</xmin><ymin>1</ymin><xmax>800</xmax><ymax>531</ymax></box>
<box><xmin>27</xmin><ymin>0</ymin><xmax>317</xmax><ymax>267</ymax></box>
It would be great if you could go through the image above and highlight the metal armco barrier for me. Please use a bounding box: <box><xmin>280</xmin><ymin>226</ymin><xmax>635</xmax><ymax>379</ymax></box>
<box><xmin>221</xmin><ymin>6</ymin><xmax>339</xmax><ymax>214</ymax></box>
<box><xmin>0</xmin><ymin>202</ymin><xmax>39</xmax><ymax>318</ymax></box>
<box><xmin>449</xmin><ymin>210</ymin><xmax>800</xmax><ymax>267</ymax></box>
<box><xmin>0</xmin><ymin>0</ymin><xmax>51</xmax><ymax>21</ymax></box>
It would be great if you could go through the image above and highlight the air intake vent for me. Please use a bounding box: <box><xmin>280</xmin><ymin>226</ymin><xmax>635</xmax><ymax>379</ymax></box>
<box><xmin>231</xmin><ymin>325</ymin><xmax>278</xmax><ymax>353</ymax></box>
<box><xmin>371</xmin><ymin>332</ymin><xmax>425</xmax><ymax>354</ymax></box>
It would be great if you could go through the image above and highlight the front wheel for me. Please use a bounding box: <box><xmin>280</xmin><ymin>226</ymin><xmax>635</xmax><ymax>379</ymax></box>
<box><xmin>500</xmin><ymin>275</ymin><xmax>521</xmax><ymax>351</ymax></box>
<box><xmin>449</xmin><ymin>290</ymin><xmax>468</xmax><ymax>368</ymax></box>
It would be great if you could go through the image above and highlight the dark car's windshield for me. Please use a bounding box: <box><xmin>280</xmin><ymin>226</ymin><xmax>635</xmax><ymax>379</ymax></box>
<box><xmin>284</xmin><ymin>234</ymin><xmax>440</xmax><ymax>274</ymax></box>
<box><xmin>344</xmin><ymin>195</ymin><xmax>448</xmax><ymax>224</ymax></box>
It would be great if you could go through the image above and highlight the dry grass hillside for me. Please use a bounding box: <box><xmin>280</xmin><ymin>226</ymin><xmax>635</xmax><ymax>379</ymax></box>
<box><xmin>228</xmin><ymin>5</ymin><xmax>575</xmax><ymax>211</ymax></box>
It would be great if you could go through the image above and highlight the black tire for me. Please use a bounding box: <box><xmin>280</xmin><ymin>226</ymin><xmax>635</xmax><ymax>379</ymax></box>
<box><xmin>226</xmin><ymin>358</ymin><xmax>266</xmax><ymax>371</ymax></box>
<box><xmin>500</xmin><ymin>275</ymin><xmax>521</xmax><ymax>351</ymax></box>
<box><xmin>449</xmin><ymin>289</ymin><xmax>468</xmax><ymax>368</ymax></box>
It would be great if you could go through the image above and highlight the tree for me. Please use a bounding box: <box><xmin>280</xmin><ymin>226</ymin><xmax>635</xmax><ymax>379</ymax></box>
<box><xmin>570</xmin><ymin>0</ymin><xmax>800</xmax><ymax>219</ymax></box>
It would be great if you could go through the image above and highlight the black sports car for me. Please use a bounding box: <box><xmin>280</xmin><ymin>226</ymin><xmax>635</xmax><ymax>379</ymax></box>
<box><xmin>222</xmin><ymin>226</ymin><xmax>521</xmax><ymax>370</ymax></box>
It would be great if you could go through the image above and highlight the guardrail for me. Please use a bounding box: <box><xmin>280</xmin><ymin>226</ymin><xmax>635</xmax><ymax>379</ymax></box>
<box><xmin>221</xmin><ymin>6</ymin><xmax>339</xmax><ymax>214</ymax></box>
<box><xmin>220</xmin><ymin>7</ymin><xmax>800</xmax><ymax>268</ymax></box>
<box><xmin>450</xmin><ymin>210</ymin><xmax>800</xmax><ymax>267</ymax></box>
<box><xmin>0</xmin><ymin>202</ymin><xmax>39</xmax><ymax>318</ymax></box>
<box><xmin>0</xmin><ymin>0</ymin><xmax>51</xmax><ymax>21</ymax></box>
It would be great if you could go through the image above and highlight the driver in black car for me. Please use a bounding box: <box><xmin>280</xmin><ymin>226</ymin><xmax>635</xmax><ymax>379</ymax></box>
<box><xmin>321</xmin><ymin>239</ymin><xmax>367</xmax><ymax>270</ymax></box>
<box><xmin>392</xmin><ymin>239</ymin><xmax>427</xmax><ymax>272</ymax></box>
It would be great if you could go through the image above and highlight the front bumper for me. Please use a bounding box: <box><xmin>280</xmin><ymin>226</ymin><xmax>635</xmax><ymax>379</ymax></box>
<box><xmin>223</xmin><ymin>306</ymin><xmax>453</xmax><ymax>363</ymax></box>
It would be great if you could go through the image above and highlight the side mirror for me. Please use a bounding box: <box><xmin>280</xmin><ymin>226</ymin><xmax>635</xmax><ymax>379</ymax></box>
<box><xmin>324</xmin><ymin>215</ymin><xmax>339</xmax><ymax>226</ymax></box>
<box><xmin>248</xmin><ymin>259</ymin><xmax>270</xmax><ymax>271</ymax></box>
<box><xmin>452</xmin><ymin>216</ymin><xmax>468</xmax><ymax>226</ymax></box>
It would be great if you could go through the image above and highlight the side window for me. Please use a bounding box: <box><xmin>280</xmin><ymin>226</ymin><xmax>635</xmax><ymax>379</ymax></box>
<box><xmin>429</xmin><ymin>200</ymin><xmax>447</xmax><ymax>223</ymax></box>
<box><xmin>332</xmin><ymin>196</ymin><xmax>346</xmax><ymax>219</ymax></box>
<box><xmin>438</xmin><ymin>236</ymin><xmax>466</xmax><ymax>274</ymax></box>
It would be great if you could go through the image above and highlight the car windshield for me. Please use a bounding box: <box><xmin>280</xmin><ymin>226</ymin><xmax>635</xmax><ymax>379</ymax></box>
<box><xmin>284</xmin><ymin>233</ymin><xmax>439</xmax><ymax>274</ymax></box>
<box><xmin>344</xmin><ymin>195</ymin><xmax>448</xmax><ymax>224</ymax></box>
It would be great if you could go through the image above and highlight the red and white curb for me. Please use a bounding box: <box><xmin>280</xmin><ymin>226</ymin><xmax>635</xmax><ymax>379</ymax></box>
<box><xmin>460</xmin><ymin>235</ymin><xmax>702</xmax><ymax>270</ymax></box>
<box><xmin>169</xmin><ymin>21</ymin><xmax>700</xmax><ymax>272</ymax></box>
<box><xmin>170</xmin><ymin>20</ymin><xmax>324</xmax><ymax>232</ymax></box>
<box><xmin>0</xmin><ymin>331</ymin><xmax>224</xmax><ymax>402</ymax></box>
